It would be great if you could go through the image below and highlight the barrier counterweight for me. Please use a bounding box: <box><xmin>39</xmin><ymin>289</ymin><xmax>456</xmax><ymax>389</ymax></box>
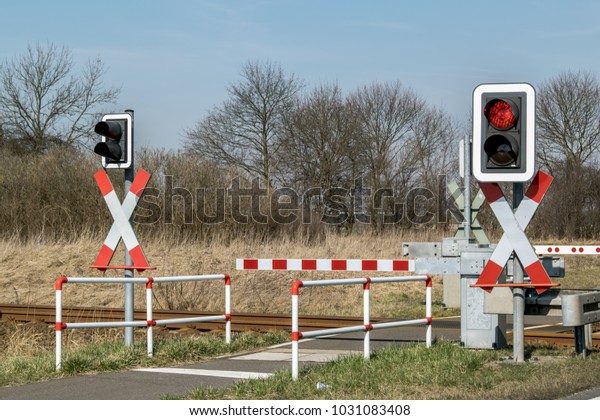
<box><xmin>55</xmin><ymin>274</ymin><xmax>231</xmax><ymax>370</ymax></box>
<box><xmin>291</xmin><ymin>275</ymin><xmax>432</xmax><ymax>380</ymax></box>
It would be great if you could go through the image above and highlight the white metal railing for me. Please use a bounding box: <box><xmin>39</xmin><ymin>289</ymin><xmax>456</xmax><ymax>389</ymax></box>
<box><xmin>291</xmin><ymin>275</ymin><xmax>432</xmax><ymax>380</ymax></box>
<box><xmin>55</xmin><ymin>274</ymin><xmax>231</xmax><ymax>370</ymax></box>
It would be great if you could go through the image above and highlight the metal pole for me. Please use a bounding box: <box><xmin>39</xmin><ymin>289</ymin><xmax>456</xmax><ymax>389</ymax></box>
<box><xmin>464</xmin><ymin>136</ymin><xmax>472</xmax><ymax>239</ymax></box>
<box><xmin>585</xmin><ymin>324</ymin><xmax>593</xmax><ymax>352</ymax></box>
<box><xmin>124</xmin><ymin>109</ymin><xmax>135</xmax><ymax>346</ymax></box>
<box><xmin>574</xmin><ymin>326</ymin><xmax>586</xmax><ymax>357</ymax></box>
<box><xmin>512</xmin><ymin>182</ymin><xmax>525</xmax><ymax>362</ymax></box>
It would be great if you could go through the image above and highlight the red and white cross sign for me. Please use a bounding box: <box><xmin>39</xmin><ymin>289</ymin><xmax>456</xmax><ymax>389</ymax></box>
<box><xmin>93</xmin><ymin>168</ymin><xmax>151</xmax><ymax>271</ymax></box>
<box><xmin>475</xmin><ymin>171</ymin><xmax>554</xmax><ymax>294</ymax></box>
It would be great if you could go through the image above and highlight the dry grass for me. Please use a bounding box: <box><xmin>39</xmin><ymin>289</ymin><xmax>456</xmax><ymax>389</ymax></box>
<box><xmin>1</xmin><ymin>232</ymin><xmax>599</xmax><ymax>397</ymax></box>
<box><xmin>0</xmin><ymin>231</ymin><xmax>598</xmax><ymax>318</ymax></box>
<box><xmin>0</xmin><ymin>320</ymin><xmax>54</xmax><ymax>358</ymax></box>
<box><xmin>0</xmin><ymin>231</ymin><xmax>446</xmax><ymax>318</ymax></box>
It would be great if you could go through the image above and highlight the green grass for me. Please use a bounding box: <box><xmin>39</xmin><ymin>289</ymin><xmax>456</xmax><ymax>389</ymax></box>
<box><xmin>181</xmin><ymin>340</ymin><xmax>600</xmax><ymax>400</ymax></box>
<box><xmin>1</xmin><ymin>325</ymin><xmax>598</xmax><ymax>400</ymax></box>
<box><xmin>0</xmin><ymin>331</ymin><xmax>289</xmax><ymax>387</ymax></box>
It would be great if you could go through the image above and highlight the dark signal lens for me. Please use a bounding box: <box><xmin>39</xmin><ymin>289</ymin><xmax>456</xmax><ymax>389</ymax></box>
<box><xmin>94</xmin><ymin>121</ymin><xmax>123</xmax><ymax>141</ymax></box>
<box><xmin>484</xmin><ymin>99</ymin><xmax>518</xmax><ymax>130</ymax></box>
<box><xmin>484</xmin><ymin>135</ymin><xmax>519</xmax><ymax>166</ymax></box>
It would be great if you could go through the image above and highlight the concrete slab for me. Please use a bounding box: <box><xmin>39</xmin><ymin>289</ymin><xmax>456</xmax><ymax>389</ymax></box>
<box><xmin>231</xmin><ymin>347</ymin><xmax>361</xmax><ymax>362</ymax></box>
<box><xmin>133</xmin><ymin>367</ymin><xmax>272</xmax><ymax>379</ymax></box>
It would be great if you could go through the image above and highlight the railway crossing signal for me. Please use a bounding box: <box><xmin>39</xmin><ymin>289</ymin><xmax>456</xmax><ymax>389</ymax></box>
<box><xmin>92</xmin><ymin>168</ymin><xmax>151</xmax><ymax>271</ymax></box>
<box><xmin>94</xmin><ymin>113</ymin><xmax>133</xmax><ymax>169</ymax></box>
<box><xmin>92</xmin><ymin>109</ymin><xmax>139</xmax><ymax>346</ymax></box>
<box><xmin>472</xmin><ymin>83</ymin><xmax>535</xmax><ymax>183</ymax></box>
<box><xmin>474</xmin><ymin>171</ymin><xmax>554</xmax><ymax>294</ymax></box>
<box><xmin>447</xmin><ymin>182</ymin><xmax>489</xmax><ymax>244</ymax></box>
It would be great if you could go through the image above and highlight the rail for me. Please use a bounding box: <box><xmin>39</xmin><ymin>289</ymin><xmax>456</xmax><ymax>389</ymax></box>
<box><xmin>54</xmin><ymin>274</ymin><xmax>231</xmax><ymax>370</ymax></box>
<box><xmin>291</xmin><ymin>275</ymin><xmax>432</xmax><ymax>380</ymax></box>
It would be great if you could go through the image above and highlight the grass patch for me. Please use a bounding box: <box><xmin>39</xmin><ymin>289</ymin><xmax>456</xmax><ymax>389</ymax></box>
<box><xmin>1</xmin><ymin>321</ymin><xmax>598</xmax><ymax>400</ymax></box>
<box><xmin>0</xmin><ymin>328</ymin><xmax>289</xmax><ymax>387</ymax></box>
<box><xmin>182</xmin><ymin>340</ymin><xmax>600</xmax><ymax>400</ymax></box>
<box><xmin>371</xmin><ymin>288</ymin><xmax>456</xmax><ymax>319</ymax></box>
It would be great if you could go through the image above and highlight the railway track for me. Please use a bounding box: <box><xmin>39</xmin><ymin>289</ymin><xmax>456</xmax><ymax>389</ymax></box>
<box><xmin>0</xmin><ymin>303</ymin><xmax>391</xmax><ymax>333</ymax></box>
<box><xmin>1</xmin><ymin>303</ymin><xmax>598</xmax><ymax>348</ymax></box>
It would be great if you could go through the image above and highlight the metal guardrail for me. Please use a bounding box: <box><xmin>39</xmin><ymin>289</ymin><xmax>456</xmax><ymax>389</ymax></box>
<box><xmin>54</xmin><ymin>274</ymin><xmax>231</xmax><ymax>370</ymax></box>
<box><xmin>561</xmin><ymin>291</ymin><xmax>600</xmax><ymax>326</ymax></box>
<box><xmin>561</xmin><ymin>290</ymin><xmax>600</xmax><ymax>355</ymax></box>
<box><xmin>486</xmin><ymin>287</ymin><xmax>599</xmax><ymax>354</ymax></box>
<box><xmin>525</xmin><ymin>289</ymin><xmax>599</xmax><ymax>355</ymax></box>
<box><xmin>290</xmin><ymin>275</ymin><xmax>432</xmax><ymax>380</ymax></box>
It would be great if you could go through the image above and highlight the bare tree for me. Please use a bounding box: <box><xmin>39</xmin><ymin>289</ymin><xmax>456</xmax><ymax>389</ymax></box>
<box><xmin>279</xmin><ymin>83</ymin><xmax>361</xmax><ymax>232</ymax></box>
<box><xmin>532</xmin><ymin>71</ymin><xmax>600</xmax><ymax>239</ymax></box>
<box><xmin>409</xmin><ymin>105</ymin><xmax>458</xmax><ymax>186</ymax></box>
<box><xmin>280</xmin><ymin>83</ymin><xmax>359</xmax><ymax>190</ymax></box>
<box><xmin>537</xmin><ymin>70</ymin><xmax>600</xmax><ymax>169</ymax></box>
<box><xmin>349</xmin><ymin>81</ymin><xmax>426</xmax><ymax>187</ymax></box>
<box><xmin>348</xmin><ymin>81</ymin><xmax>426</xmax><ymax>230</ymax></box>
<box><xmin>184</xmin><ymin>60</ymin><xmax>304</xmax><ymax>190</ymax></box>
<box><xmin>0</xmin><ymin>43</ymin><xmax>120</xmax><ymax>153</ymax></box>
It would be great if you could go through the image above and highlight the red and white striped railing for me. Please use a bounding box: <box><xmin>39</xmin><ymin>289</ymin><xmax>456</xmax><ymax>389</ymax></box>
<box><xmin>291</xmin><ymin>275</ymin><xmax>432</xmax><ymax>380</ymax></box>
<box><xmin>237</xmin><ymin>258</ymin><xmax>415</xmax><ymax>272</ymax></box>
<box><xmin>55</xmin><ymin>274</ymin><xmax>231</xmax><ymax>370</ymax></box>
<box><xmin>535</xmin><ymin>245</ymin><xmax>600</xmax><ymax>255</ymax></box>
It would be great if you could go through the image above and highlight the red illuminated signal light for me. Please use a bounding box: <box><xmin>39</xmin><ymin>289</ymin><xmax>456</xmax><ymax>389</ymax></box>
<box><xmin>484</xmin><ymin>99</ymin><xmax>518</xmax><ymax>130</ymax></box>
<box><xmin>472</xmin><ymin>83</ymin><xmax>535</xmax><ymax>183</ymax></box>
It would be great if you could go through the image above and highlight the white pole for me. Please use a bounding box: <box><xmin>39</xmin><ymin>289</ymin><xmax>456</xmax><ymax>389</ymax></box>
<box><xmin>225</xmin><ymin>276</ymin><xmax>231</xmax><ymax>344</ymax></box>
<box><xmin>146</xmin><ymin>282</ymin><xmax>153</xmax><ymax>357</ymax></box>
<box><xmin>426</xmin><ymin>277</ymin><xmax>433</xmax><ymax>348</ymax></box>
<box><xmin>464</xmin><ymin>135</ymin><xmax>472</xmax><ymax>239</ymax></box>
<box><xmin>55</xmin><ymin>287</ymin><xmax>63</xmax><ymax>371</ymax></box>
<box><xmin>363</xmin><ymin>279</ymin><xmax>371</xmax><ymax>359</ymax></box>
<box><xmin>292</xmin><ymin>294</ymin><xmax>299</xmax><ymax>380</ymax></box>
<box><xmin>291</xmin><ymin>281</ymin><xmax>301</xmax><ymax>380</ymax></box>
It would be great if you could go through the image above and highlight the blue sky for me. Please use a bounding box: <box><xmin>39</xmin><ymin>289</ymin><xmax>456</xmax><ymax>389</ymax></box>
<box><xmin>1</xmin><ymin>0</ymin><xmax>599</xmax><ymax>150</ymax></box>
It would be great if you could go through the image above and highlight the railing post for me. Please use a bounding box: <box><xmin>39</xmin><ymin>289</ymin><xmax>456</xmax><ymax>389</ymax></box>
<box><xmin>363</xmin><ymin>277</ymin><xmax>372</xmax><ymax>359</ymax></box>
<box><xmin>55</xmin><ymin>277</ymin><xmax>67</xmax><ymax>371</ymax></box>
<box><xmin>225</xmin><ymin>274</ymin><xmax>231</xmax><ymax>344</ymax></box>
<box><xmin>292</xmin><ymin>280</ymin><xmax>303</xmax><ymax>380</ymax></box>
<box><xmin>146</xmin><ymin>277</ymin><xmax>154</xmax><ymax>357</ymax></box>
<box><xmin>426</xmin><ymin>275</ymin><xmax>433</xmax><ymax>347</ymax></box>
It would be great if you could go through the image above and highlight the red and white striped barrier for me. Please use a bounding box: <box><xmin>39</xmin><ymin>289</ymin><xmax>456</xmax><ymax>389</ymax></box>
<box><xmin>236</xmin><ymin>258</ymin><xmax>415</xmax><ymax>272</ymax></box>
<box><xmin>291</xmin><ymin>275</ymin><xmax>432</xmax><ymax>380</ymax></box>
<box><xmin>55</xmin><ymin>274</ymin><xmax>231</xmax><ymax>370</ymax></box>
<box><xmin>476</xmin><ymin>171</ymin><xmax>555</xmax><ymax>294</ymax></box>
<box><xmin>93</xmin><ymin>168</ymin><xmax>152</xmax><ymax>271</ymax></box>
<box><xmin>535</xmin><ymin>245</ymin><xmax>600</xmax><ymax>255</ymax></box>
